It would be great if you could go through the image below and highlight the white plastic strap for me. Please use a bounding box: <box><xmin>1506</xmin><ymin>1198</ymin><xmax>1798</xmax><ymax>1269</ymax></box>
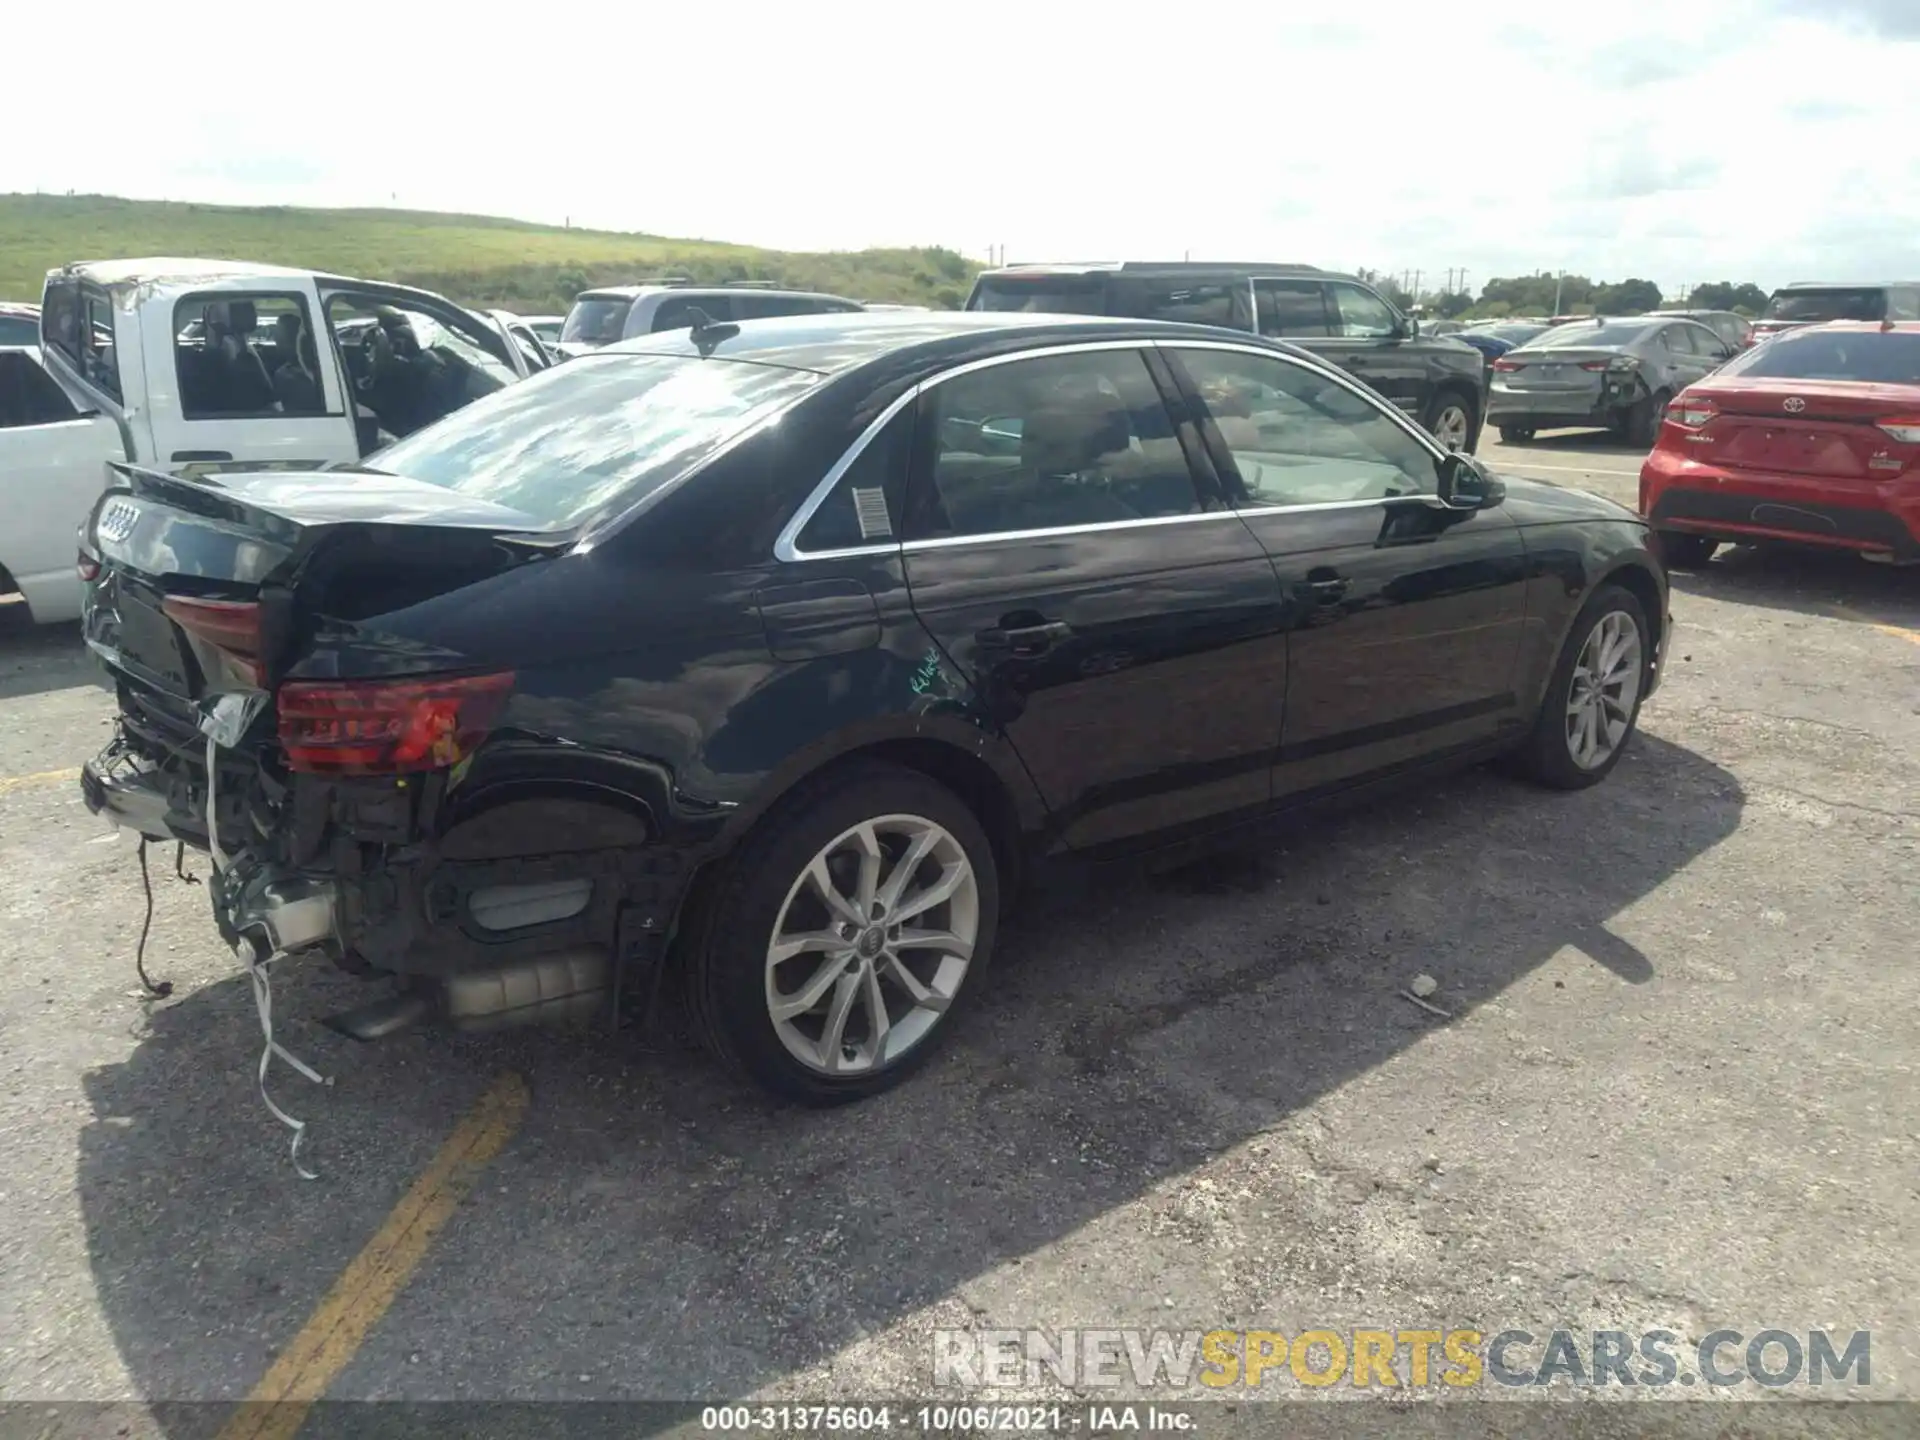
<box><xmin>248</xmin><ymin>953</ymin><xmax>330</xmax><ymax>1181</ymax></box>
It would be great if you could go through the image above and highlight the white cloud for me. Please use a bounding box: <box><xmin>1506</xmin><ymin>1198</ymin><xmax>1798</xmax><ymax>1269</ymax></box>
<box><xmin>8</xmin><ymin>0</ymin><xmax>1919</xmax><ymax>294</ymax></box>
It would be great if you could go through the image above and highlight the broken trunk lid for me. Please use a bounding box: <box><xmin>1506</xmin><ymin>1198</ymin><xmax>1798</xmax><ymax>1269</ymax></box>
<box><xmin>85</xmin><ymin>463</ymin><xmax>564</xmax><ymax>702</ymax></box>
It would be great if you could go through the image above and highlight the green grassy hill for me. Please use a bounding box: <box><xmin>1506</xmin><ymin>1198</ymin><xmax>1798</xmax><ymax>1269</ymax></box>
<box><xmin>0</xmin><ymin>194</ymin><xmax>981</xmax><ymax>311</ymax></box>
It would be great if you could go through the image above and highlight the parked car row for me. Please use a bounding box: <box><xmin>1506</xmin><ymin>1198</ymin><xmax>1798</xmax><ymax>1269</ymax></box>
<box><xmin>964</xmin><ymin>261</ymin><xmax>1491</xmax><ymax>454</ymax></box>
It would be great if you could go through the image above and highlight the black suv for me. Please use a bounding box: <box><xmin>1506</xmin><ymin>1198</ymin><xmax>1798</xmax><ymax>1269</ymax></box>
<box><xmin>966</xmin><ymin>262</ymin><xmax>1488</xmax><ymax>452</ymax></box>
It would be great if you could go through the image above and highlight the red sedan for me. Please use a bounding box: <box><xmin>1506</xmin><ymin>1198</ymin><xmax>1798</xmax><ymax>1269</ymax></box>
<box><xmin>1639</xmin><ymin>321</ymin><xmax>1920</xmax><ymax>567</ymax></box>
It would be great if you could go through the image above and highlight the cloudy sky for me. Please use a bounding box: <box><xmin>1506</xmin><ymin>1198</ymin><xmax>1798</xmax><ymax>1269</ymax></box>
<box><xmin>8</xmin><ymin>0</ymin><xmax>1917</xmax><ymax>293</ymax></box>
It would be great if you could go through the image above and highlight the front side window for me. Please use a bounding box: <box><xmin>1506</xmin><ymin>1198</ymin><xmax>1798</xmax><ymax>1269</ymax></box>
<box><xmin>0</xmin><ymin>351</ymin><xmax>80</xmax><ymax>429</ymax></box>
<box><xmin>370</xmin><ymin>352</ymin><xmax>822</xmax><ymax>528</ymax></box>
<box><xmin>175</xmin><ymin>292</ymin><xmax>324</xmax><ymax>418</ymax></box>
<box><xmin>909</xmin><ymin>349</ymin><xmax>1200</xmax><ymax>541</ymax></box>
<box><xmin>329</xmin><ymin>294</ymin><xmax>517</xmax><ymax>443</ymax></box>
<box><xmin>1171</xmin><ymin>347</ymin><xmax>1439</xmax><ymax>507</ymax></box>
<box><xmin>1327</xmin><ymin>283</ymin><xmax>1398</xmax><ymax>339</ymax></box>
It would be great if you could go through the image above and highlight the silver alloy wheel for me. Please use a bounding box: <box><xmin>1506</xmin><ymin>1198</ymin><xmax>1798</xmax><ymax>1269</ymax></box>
<box><xmin>1432</xmin><ymin>403</ymin><xmax>1471</xmax><ymax>451</ymax></box>
<box><xmin>1565</xmin><ymin>610</ymin><xmax>1644</xmax><ymax>770</ymax></box>
<box><xmin>765</xmin><ymin>813</ymin><xmax>979</xmax><ymax>1076</ymax></box>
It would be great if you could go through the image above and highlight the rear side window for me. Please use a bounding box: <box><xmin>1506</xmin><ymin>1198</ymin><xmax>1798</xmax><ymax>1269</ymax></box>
<box><xmin>1764</xmin><ymin>288</ymin><xmax>1887</xmax><ymax>323</ymax></box>
<box><xmin>736</xmin><ymin>295</ymin><xmax>836</xmax><ymax>321</ymax></box>
<box><xmin>1718</xmin><ymin>330</ymin><xmax>1920</xmax><ymax>384</ymax></box>
<box><xmin>0</xmin><ymin>313</ymin><xmax>37</xmax><ymax>346</ymax></box>
<box><xmin>908</xmin><ymin>349</ymin><xmax>1199</xmax><ymax>540</ymax></box>
<box><xmin>1256</xmin><ymin>280</ymin><xmax>1331</xmax><ymax>338</ymax></box>
<box><xmin>560</xmin><ymin>295</ymin><xmax>634</xmax><ymax>345</ymax></box>
<box><xmin>0</xmin><ymin>351</ymin><xmax>80</xmax><ymax>428</ymax></box>
<box><xmin>794</xmin><ymin>406</ymin><xmax>914</xmax><ymax>552</ymax></box>
<box><xmin>174</xmin><ymin>292</ymin><xmax>323</xmax><ymax>418</ymax></box>
<box><xmin>42</xmin><ymin>281</ymin><xmax>121</xmax><ymax>401</ymax></box>
<box><xmin>1891</xmin><ymin>289</ymin><xmax>1920</xmax><ymax>321</ymax></box>
<box><xmin>651</xmin><ymin>295</ymin><xmax>734</xmax><ymax>331</ymax></box>
<box><xmin>967</xmin><ymin>277</ymin><xmax>1109</xmax><ymax>314</ymax></box>
<box><xmin>1106</xmin><ymin>279</ymin><xmax>1250</xmax><ymax>330</ymax></box>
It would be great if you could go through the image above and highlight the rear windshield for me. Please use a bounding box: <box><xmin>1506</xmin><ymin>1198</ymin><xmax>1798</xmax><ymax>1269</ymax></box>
<box><xmin>968</xmin><ymin>276</ymin><xmax>1109</xmax><ymax>314</ymax></box>
<box><xmin>1514</xmin><ymin>321</ymin><xmax>1658</xmax><ymax>350</ymax></box>
<box><xmin>367</xmin><ymin>353</ymin><xmax>821</xmax><ymax>527</ymax></box>
<box><xmin>1763</xmin><ymin>289</ymin><xmax>1886</xmax><ymax>323</ymax></box>
<box><xmin>1717</xmin><ymin>330</ymin><xmax>1920</xmax><ymax>385</ymax></box>
<box><xmin>560</xmin><ymin>296</ymin><xmax>635</xmax><ymax>345</ymax></box>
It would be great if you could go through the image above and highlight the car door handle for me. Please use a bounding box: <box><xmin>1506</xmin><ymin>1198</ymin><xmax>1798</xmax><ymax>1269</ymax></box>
<box><xmin>976</xmin><ymin>620</ymin><xmax>1073</xmax><ymax>656</ymax></box>
<box><xmin>1300</xmin><ymin>576</ymin><xmax>1351</xmax><ymax>605</ymax></box>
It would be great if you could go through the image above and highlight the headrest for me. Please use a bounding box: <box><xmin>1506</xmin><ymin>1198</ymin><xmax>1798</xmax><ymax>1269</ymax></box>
<box><xmin>1021</xmin><ymin>397</ymin><xmax>1129</xmax><ymax>475</ymax></box>
<box><xmin>227</xmin><ymin>300</ymin><xmax>258</xmax><ymax>333</ymax></box>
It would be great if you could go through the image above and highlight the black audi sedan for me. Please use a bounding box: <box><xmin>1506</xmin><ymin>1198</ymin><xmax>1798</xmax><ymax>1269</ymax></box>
<box><xmin>79</xmin><ymin>312</ymin><xmax>1669</xmax><ymax>1107</ymax></box>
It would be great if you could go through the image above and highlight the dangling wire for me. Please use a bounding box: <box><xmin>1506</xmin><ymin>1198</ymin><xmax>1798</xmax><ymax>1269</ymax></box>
<box><xmin>174</xmin><ymin>842</ymin><xmax>199</xmax><ymax>887</ymax></box>
<box><xmin>133</xmin><ymin>840</ymin><xmax>174</xmax><ymax>999</ymax></box>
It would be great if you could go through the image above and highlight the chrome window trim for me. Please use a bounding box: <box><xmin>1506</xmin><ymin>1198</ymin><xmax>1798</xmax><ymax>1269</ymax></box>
<box><xmin>771</xmin><ymin>335</ymin><xmax>1459</xmax><ymax>565</ymax></box>
<box><xmin>774</xmin><ymin>338</ymin><xmax>1161</xmax><ymax>563</ymax></box>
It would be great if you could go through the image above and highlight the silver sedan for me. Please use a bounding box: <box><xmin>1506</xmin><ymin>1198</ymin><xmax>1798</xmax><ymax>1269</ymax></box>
<box><xmin>1487</xmin><ymin>316</ymin><xmax>1736</xmax><ymax>446</ymax></box>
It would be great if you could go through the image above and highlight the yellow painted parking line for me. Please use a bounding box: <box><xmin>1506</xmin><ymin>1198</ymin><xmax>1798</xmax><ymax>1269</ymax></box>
<box><xmin>0</xmin><ymin>766</ymin><xmax>80</xmax><ymax>796</ymax></box>
<box><xmin>1829</xmin><ymin>603</ymin><xmax>1920</xmax><ymax>646</ymax></box>
<box><xmin>216</xmin><ymin>1071</ymin><xmax>530</xmax><ymax>1440</ymax></box>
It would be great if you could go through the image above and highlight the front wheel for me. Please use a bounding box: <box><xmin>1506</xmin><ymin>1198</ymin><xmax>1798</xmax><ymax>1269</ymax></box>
<box><xmin>684</xmin><ymin>761</ymin><xmax>999</xmax><ymax>1104</ymax></box>
<box><xmin>1507</xmin><ymin>583</ymin><xmax>1651</xmax><ymax>791</ymax></box>
<box><xmin>1497</xmin><ymin>423</ymin><xmax>1536</xmax><ymax>444</ymax></box>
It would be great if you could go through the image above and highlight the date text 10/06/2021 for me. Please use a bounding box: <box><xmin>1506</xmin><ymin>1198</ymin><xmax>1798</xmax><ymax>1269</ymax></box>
<box><xmin>701</xmin><ymin>1405</ymin><xmax>1195</xmax><ymax>1433</ymax></box>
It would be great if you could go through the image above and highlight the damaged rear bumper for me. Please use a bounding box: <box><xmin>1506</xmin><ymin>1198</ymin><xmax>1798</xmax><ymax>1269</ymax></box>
<box><xmin>80</xmin><ymin>741</ymin><xmax>674</xmax><ymax>1039</ymax></box>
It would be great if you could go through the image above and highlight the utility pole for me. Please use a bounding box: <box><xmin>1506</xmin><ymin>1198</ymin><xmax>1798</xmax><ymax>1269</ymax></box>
<box><xmin>1552</xmin><ymin>270</ymin><xmax>1565</xmax><ymax>315</ymax></box>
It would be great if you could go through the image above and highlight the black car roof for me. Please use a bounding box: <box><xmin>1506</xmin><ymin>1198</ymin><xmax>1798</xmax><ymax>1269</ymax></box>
<box><xmin>600</xmin><ymin>310</ymin><xmax>1311</xmax><ymax>375</ymax></box>
<box><xmin>976</xmin><ymin>261</ymin><xmax>1337</xmax><ymax>282</ymax></box>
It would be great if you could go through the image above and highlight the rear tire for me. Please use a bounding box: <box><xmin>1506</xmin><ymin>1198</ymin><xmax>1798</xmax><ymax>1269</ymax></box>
<box><xmin>1497</xmin><ymin>424</ymin><xmax>1536</xmax><ymax>444</ymax></box>
<box><xmin>1626</xmin><ymin>389</ymin><xmax>1672</xmax><ymax>447</ymax></box>
<box><xmin>1656</xmin><ymin>532</ymin><xmax>1717</xmax><ymax>569</ymax></box>
<box><xmin>1508</xmin><ymin>583</ymin><xmax>1651</xmax><ymax>791</ymax></box>
<box><xmin>684</xmin><ymin>761</ymin><xmax>999</xmax><ymax>1105</ymax></box>
<box><xmin>1423</xmin><ymin>389</ymin><xmax>1479</xmax><ymax>454</ymax></box>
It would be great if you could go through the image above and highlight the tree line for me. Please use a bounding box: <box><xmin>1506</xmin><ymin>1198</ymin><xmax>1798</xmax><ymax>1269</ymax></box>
<box><xmin>1355</xmin><ymin>269</ymin><xmax>1773</xmax><ymax>321</ymax></box>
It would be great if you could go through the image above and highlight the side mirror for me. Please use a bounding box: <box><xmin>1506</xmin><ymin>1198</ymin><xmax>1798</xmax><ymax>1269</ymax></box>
<box><xmin>1394</xmin><ymin>315</ymin><xmax>1418</xmax><ymax>340</ymax></box>
<box><xmin>1437</xmin><ymin>452</ymin><xmax>1504</xmax><ymax>510</ymax></box>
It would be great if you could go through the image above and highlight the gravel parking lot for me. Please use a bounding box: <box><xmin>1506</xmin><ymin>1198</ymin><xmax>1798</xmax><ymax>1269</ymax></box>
<box><xmin>1</xmin><ymin>433</ymin><xmax>1916</xmax><ymax>1435</ymax></box>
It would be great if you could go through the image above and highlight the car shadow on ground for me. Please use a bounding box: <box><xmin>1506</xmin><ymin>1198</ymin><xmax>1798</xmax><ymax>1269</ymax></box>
<box><xmin>1668</xmin><ymin>544</ymin><xmax>1920</xmax><ymax>631</ymax></box>
<box><xmin>0</xmin><ymin>608</ymin><xmax>97</xmax><ymax>702</ymax></box>
<box><xmin>1496</xmin><ymin>429</ymin><xmax>1649</xmax><ymax>459</ymax></box>
<box><xmin>74</xmin><ymin>734</ymin><xmax>1742</xmax><ymax>1434</ymax></box>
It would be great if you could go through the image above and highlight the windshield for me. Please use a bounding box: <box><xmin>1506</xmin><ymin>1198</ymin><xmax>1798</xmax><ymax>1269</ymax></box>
<box><xmin>561</xmin><ymin>296</ymin><xmax>635</xmax><ymax>346</ymax></box>
<box><xmin>1717</xmin><ymin>330</ymin><xmax>1920</xmax><ymax>385</ymax></box>
<box><xmin>1514</xmin><ymin>321</ymin><xmax>1658</xmax><ymax>350</ymax></box>
<box><xmin>967</xmin><ymin>276</ymin><xmax>1109</xmax><ymax>314</ymax></box>
<box><xmin>368</xmin><ymin>353</ymin><xmax>822</xmax><ymax>527</ymax></box>
<box><xmin>1763</xmin><ymin>289</ymin><xmax>1886</xmax><ymax>323</ymax></box>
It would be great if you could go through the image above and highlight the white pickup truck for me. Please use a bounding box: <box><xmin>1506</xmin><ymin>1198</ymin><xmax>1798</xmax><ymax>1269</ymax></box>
<box><xmin>2</xmin><ymin>258</ymin><xmax>545</xmax><ymax>625</ymax></box>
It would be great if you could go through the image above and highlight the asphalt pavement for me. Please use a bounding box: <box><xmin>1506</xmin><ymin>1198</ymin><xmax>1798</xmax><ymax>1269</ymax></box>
<box><xmin>1</xmin><ymin>432</ymin><xmax>1916</xmax><ymax>1437</ymax></box>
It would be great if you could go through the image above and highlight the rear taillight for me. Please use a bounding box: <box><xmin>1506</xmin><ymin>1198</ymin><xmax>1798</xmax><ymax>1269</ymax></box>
<box><xmin>162</xmin><ymin>596</ymin><xmax>267</xmax><ymax>686</ymax></box>
<box><xmin>1670</xmin><ymin>397</ymin><xmax>1719</xmax><ymax>429</ymax></box>
<box><xmin>1579</xmin><ymin>360</ymin><xmax>1610</xmax><ymax>372</ymax></box>
<box><xmin>1492</xmin><ymin>358</ymin><xmax>1522</xmax><ymax>372</ymax></box>
<box><xmin>76</xmin><ymin>551</ymin><xmax>100</xmax><ymax>583</ymax></box>
<box><xmin>278</xmin><ymin>672</ymin><xmax>515</xmax><ymax>776</ymax></box>
<box><xmin>1874</xmin><ymin>416</ymin><xmax>1920</xmax><ymax>444</ymax></box>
